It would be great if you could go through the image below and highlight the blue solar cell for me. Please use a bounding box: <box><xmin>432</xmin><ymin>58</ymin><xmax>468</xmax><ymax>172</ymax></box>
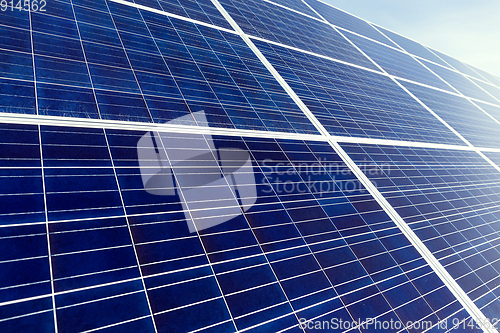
<box><xmin>217</xmin><ymin>0</ymin><xmax>379</xmax><ymax>71</ymax></box>
<box><xmin>422</xmin><ymin>60</ymin><xmax>499</xmax><ymax>104</ymax></box>
<box><xmin>469</xmin><ymin>78</ymin><xmax>500</xmax><ymax>104</ymax></box>
<box><xmin>375</xmin><ymin>26</ymin><xmax>451</xmax><ymax>67</ymax></box>
<box><xmin>0</xmin><ymin>298</ymin><xmax>55</xmax><ymax>333</ymax></box>
<box><xmin>430</xmin><ymin>49</ymin><xmax>485</xmax><ymax>80</ymax></box>
<box><xmin>474</xmin><ymin>101</ymin><xmax>500</xmax><ymax>124</ymax></box>
<box><xmin>0</xmin><ymin>78</ymin><xmax>36</xmax><ymax>115</ymax></box>
<box><xmin>401</xmin><ymin>81</ymin><xmax>500</xmax><ymax>149</ymax></box>
<box><xmin>0</xmin><ymin>25</ymin><xmax>31</xmax><ymax>53</ymax></box>
<box><xmin>344</xmin><ymin>31</ymin><xmax>455</xmax><ymax>92</ymax></box>
<box><xmin>0</xmin><ymin>123</ymin><xmax>485</xmax><ymax>331</ymax></box>
<box><xmin>342</xmin><ymin>143</ymin><xmax>500</xmax><ymax>321</ymax></box>
<box><xmin>131</xmin><ymin>0</ymin><xmax>233</xmax><ymax>30</ymax></box>
<box><xmin>468</xmin><ymin>65</ymin><xmax>500</xmax><ymax>88</ymax></box>
<box><xmin>265</xmin><ymin>0</ymin><xmax>322</xmax><ymax>19</ymax></box>
<box><xmin>484</xmin><ymin>152</ymin><xmax>500</xmax><ymax>168</ymax></box>
<box><xmin>305</xmin><ymin>0</ymin><xmax>398</xmax><ymax>48</ymax></box>
<box><xmin>254</xmin><ymin>39</ymin><xmax>463</xmax><ymax>145</ymax></box>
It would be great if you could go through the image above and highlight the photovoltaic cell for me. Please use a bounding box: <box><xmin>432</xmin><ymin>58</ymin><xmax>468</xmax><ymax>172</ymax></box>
<box><xmin>0</xmin><ymin>124</ymin><xmax>479</xmax><ymax>332</ymax></box>
<box><xmin>254</xmin><ymin>39</ymin><xmax>464</xmax><ymax>145</ymax></box>
<box><xmin>375</xmin><ymin>26</ymin><xmax>451</xmax><ymax>68</ymax></box>
<box><xmin>467</xmin><ymin>65</ymin><xmax>500</xmax><ymax>88</ymax></box>
<box><xmin>216</xmin><ymin>0</ymin><xmax>380</xmax><ymax>70</ymax></box>
<box><xmin>474</xmin><ymin>101</ymin><xmax>500</xmax><ymax>123</ymax></box>
<box><xmin>484</xmin><ymin>152</ymin><xmax>500</xmax><ymax>169</ymax></box>
<box><xmin>421</xmin><ymin>60</ymin><xmax>499</xmax><ymax>105</ymax></box>
<box><xmin>118</xmin><ymin>0</ymin><xmax>233</xmax><ymax>30</ymax></box>
<box><xmin>430</xmin><ymin>49</ymin><xmax>485</xmax><ymax>81</ymax></box>
<box><xmin>303</xmin><ymin>0</ymin><xmax>398</xmax><ymax>48</ymax></box>
<box><xmin>343</xmin><ymin>31</ymin><xmax>454</xmax><ymax>92</ymax></box>
<box><xmin>469</xmin><ymin>78</ymin><xmax>500</xmax><ymax>104</ymax></box>
<box><xmin>263</xmin><ymin>0</ymin><xmax>322</xmax><ymax>19</ymax></box>
<box><xmin>342</xmin><ymin>143</ymin><xmax>500</xmax><ymax>321</ymax></box>
<box><xmin>401</xmin><ymin>81</ymin><xmax>500</xmax><ymax>149</ymax></box>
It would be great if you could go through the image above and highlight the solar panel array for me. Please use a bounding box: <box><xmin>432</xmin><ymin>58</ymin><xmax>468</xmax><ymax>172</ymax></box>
<box><xmin>1</xmin><ymin>0</ymin><xmax>500</xmax><ymax>332</ymax></box>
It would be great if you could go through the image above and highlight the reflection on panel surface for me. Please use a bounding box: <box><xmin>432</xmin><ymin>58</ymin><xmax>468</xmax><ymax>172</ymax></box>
<box><xmin>343</xmin><ymin>143</ymin><xmax>500</xmax><ymax>321</ymax></box>
<box><xmin>254</xmin><ymin>39</ymin><xmax>463</xmax><ymax>145</ymax></box>
<box><xmin>374</xmin><ymin>26</ymin><xmax>450</xmax><ymax>68</ymax></box>
<box><xmin>401</xmin><ymin>81</ymin><xmax>500</xmax><ymax>149</ymax></box>
<box><xmin>344</xmin><ymin>31</ymin><xmax>453</xmax><ymax>92</ymax></box>
<box><xmin>304</xmin><ymin>0</ymin><xmax>398</xmax><ymax>48</ymax></box>
<box><xmin>421</xmin><ymin>61</ymin><xmax>499</xmax><ymax>105</ymax></box>
<box><xmin>0</xmin><ymin>124</ymin><xmax>479</xmax><ymax>332</ymax></box>
<box><xmin>217</xmin><ymin>0</ymin><xmax>379</xmax><ymax>71</ymax></box>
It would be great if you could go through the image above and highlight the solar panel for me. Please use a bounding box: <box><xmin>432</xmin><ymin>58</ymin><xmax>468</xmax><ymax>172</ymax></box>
<box><xmin>401</xmin><ymin>81</ymin><xmax>500</xmax><ymax>149</ymax></box>
<box><xmin>262</xmin><ymin>0</ymin><xmax>322</xmax><ymax>19</ymax></box>
<box><xmin>429</xmin><ymin>49</ymin><xmax>486</xmax><ymax>81</ymax></box>
<box><xmin>342</xmin><ymin>31</ymin><xmax>454</xmax><ymax>92</ymax></box>
<box><xmin>374</xmin><ymin>26</ymin><xmax>454</xmax><ymax>68</ymax></box>
<box><xmin>303</xmin><ymin>0</ymin><xmax>399</xmax><ymax>48</ymax></box>
<box><xmin>474</xmin><ymin>102</ymin><xmax>500</xmax><ymax>123</ymax></box>
<box><xmin>1</xmin><ymin>0</ymin><xmax>500</xmax><ymax>332</ymax></box>
<box><xmin>254</xmin><ymin>39</ymin><xmax>464</xmax><ymax>145</ymax></box>
<box><xmin>0</xmin><ymin>123</ymin><xmax>483</xmax><ymax>332</ymax></box>
<box><xmin>216</xmin><ymin>0</ymin><xmax>380</xmax><ymax>70</ymax></box>
<box><xmin>469</xmin><ymin>79</ymin><xmax>500</xmax><ymax>104</ymax></box>
<box><xmin>341</xmin><ymin>143</ymin><xmax>500</xmax><ymax>321</ymax></box>
<box><xmin>420</xmin><ymin>61</ymin><xmax>499</xmax><ymax>105</ymax></box>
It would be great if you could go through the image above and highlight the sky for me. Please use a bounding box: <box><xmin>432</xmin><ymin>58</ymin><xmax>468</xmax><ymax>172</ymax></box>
<box><xmin>322</xmin><ymin>0</ymin><xmax>500</xmax><ymax>78</ymax></box>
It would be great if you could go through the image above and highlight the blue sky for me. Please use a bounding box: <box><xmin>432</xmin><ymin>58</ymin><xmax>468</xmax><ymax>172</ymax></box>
<box><xmin>322</xmin><ymin>0</ymin><xmax>500</xmax><ymax>77</ymax></box>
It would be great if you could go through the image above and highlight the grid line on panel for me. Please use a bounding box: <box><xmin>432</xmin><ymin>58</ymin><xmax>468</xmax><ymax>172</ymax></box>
<box><xmin>102</xmin><ymin>128</ymin><xmax>158</xmax><ymax>333</ymax></box>
<box><xmin>263</xmin><ymin>0</ymin><xmax>323</xmax><ymax>23</ymax></box>
<box><xmin>37</xmin><ymin>125</ymin><xmax>58</xmax><ymax>333</ymax></box>
<box><xmin>109</xmin><ymin>0</ymin><xmax>236</xmax><ymax>34</ymax></box>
